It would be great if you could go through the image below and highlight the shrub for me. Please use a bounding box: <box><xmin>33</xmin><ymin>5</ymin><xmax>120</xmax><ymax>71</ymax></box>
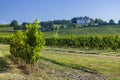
<box><xmin>10</xmin><ymin>19</ymin><xmax>45</xmax><ymax>65</ymax></box>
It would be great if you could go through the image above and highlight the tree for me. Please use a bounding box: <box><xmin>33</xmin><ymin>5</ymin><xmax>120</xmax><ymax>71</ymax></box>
<box><xmin>118</xmin><ymin>20</ymin><xmax>120</xmax><ymax>24</ymax></box>
<box><xmin>10</xmin><ymin>19</ymin><xmax>45</xmax><ymax>65</ymax></box>
<box><xmin>71</xmin><ymin>17</ymin><xmax>77</xmax><ymax>24</ymax></box>
<box><xmin>88</xmin><ymin>18</ymin><xmax>95</xmax><ymax>26</ymax></box>
<box><xmin>109</xmin><ymin>19</ymin><xmax>115</xmax><ymax>25</ymax></box>
<box><xmin>25</xmin><ymin>19</ymin><xmax>45</xmax><ymax>64</ymax></box>
<box><xmin>40</xmin><ymin>21</ymin><xmax>54</xmax><ymax>31</ymax></box>
<box><xmin>94</xmin><ymin>18</ymin><xmax>107</xmax><ymax>26</ymax></box>
<box><xmin>21</xmin><ymin>22</ymin><xmax>30</xmax><ymax>30</ymax></box>
<box><xmin>53</xmin><ymin>20</ymin><xmax>71</xmax><ymax>24</ymax></box>
<box><xmin>10</xmin><ymin>20</ymin><xmax>21</xmax><ymax>30</ymax></box>
<box><xmin>68</xmin><ymin>23</ymin><xmax>76</xmax><ymax>28</ymax></box>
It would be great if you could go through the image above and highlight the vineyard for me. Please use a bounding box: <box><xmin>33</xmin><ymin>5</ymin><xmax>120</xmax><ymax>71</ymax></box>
<box><xmin>1</xmin><ymin>35</ymin><xmax>120</xmax><ymax>50</ymax></box>
<box><xmin>0</xmin><ymin>25</ymin><xmax>120</xmax><ymax>37</ymax></box>
<box><xmin>45</xmin><ymin>35</ymin><xmax>120</xmax><ymax>50</ymax></box>
<box><xmin>1</xmin><ymin>0</ymin><xmax>120</xmax><ymax>79</ymax></box>
<box><xmin>0</xmin><ymin>25</ymin><xmax>120</xmax><ymax>79</ymax></box>
<box><xmin>43</xmin><ymin>25</ymin><xmax>120</xmax><ymax>37</ymax></box>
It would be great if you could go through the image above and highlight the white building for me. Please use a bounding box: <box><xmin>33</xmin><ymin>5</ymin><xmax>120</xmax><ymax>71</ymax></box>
<box><xmin>76</xmin><ymin>16</ymin><xmax>90</xmax><ymax>25</ymax></box>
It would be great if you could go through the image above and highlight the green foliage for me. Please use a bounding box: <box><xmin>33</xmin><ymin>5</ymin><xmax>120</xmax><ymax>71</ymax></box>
<box><xmin>0</xmin><ymin>37</ymin><xmax>10</xmax><ymax>44</ymax></box>
<box><xmin>94</xmin><ymin>18</ymin><xmax>107</xmax><ymax>26</ymax></box>
<box><xmin>43</xmin><ymin>25</ymin><xmax>120</xmax><ymax>37</ymax></box>
<box><xmin>21</xmin><ymin>22</ymin><xmax>30</xmax><ymax>30</ymax></box>
<box><xmin>10</xmin><ymin>30</ymin><xmax>25</xmax><ymax>60</ymax></box>
<box><xmin>109</xmin><ymin>19</ymin><xmax>115</xmax><ymax>25</ymax></box>
<box><xmin>0</xmin><ymin>24</ymin><xmax>11</xmax><ymax>27</ymax></box>
<box><xmin>0</xmin><ymin>27</ymin><xmax>13</xmax><ymax>31</ymax></box>
<box><xmin>10</xmin><ymin>19</ymin><xmax>45</xmax><ymax>64</ymax></box>
<box><xmin>53</xmin><ymin>20</ymin><xmax>71</xmax><ymax>25</ymax></box>
<box><xmin>10</xmin><ymin>20</ymin><xmax>21</xmax><ymax>30</ymax></box>
<box><xmin>41</xmin><ymin>50</ymin><xmax>120</xmax><ymax>79</ymax></box>
<box><xmin>88</xmin><ymin>18</ymin><xmax>95</xmax><ymax>26</ymax></box>
<box><xmin>53</xmin><ymin>25</ymin><xmax>60</xmax><ymax>37</ymax></box>
<box><xmin>45</xmin><ymin>35</ymin><xmax>120</xmax><ymax>50</ymax></box>
<box><xmin>40</xmin><ymin>20</ymin><xmax>72</xmax><ymax>31</ymax></box>
<box><xmin>1</xmin><ymin>34</ymin><xmax>120</xmax><ymax>50</ymax></box>
<box><xmin>118</xmin><ymin>20</ymin><xmax>120</xmax><ymax>24</ymax></box>
<box><xmin>71</xmin><ymin>17</ymin><xmax>77</xmax><ymax>23</ymax></box>
<box><xmin>40</xmin><ymin>21</ymin><xmax>54</xmax><ymax>31</ymax></box>
<box><xmin>25</xmin><ymin>19</ymin><xmax>45</xmax><ymax>64</ymax></box>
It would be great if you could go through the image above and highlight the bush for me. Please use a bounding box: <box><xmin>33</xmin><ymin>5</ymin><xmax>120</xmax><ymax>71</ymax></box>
<box><xmin>10</xmin><ymin>19</ymin><xmax>45</xmax><ymax>65</ymax></box>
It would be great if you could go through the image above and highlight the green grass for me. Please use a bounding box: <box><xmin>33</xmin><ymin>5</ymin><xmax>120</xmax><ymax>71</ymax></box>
<box><xmin>0</xmin><ymin>25</ymin><xmax>120</xmax><ymax>37</ymax></box>
<box><xmin>1</xmin><ymin>25</ymin><xmax>120</xmax><ymax>79</ymax></box>
<box><xmin>0</xmin><ymin>44</ymin><xmax>106</xmax><ymax>80</ymax></box>
<box><xmin>0</xmin><ymin>45</ymin><xmax>120</xmax><ymax>80</ymax></box>
<box><xmin>41</xmin><ymin>48</ymin><xmax>120</xmax><ymax>79</ymax></box>
<box><xmin>0</xmin><ymin>44</ymin><xmax>120</xmax><ymax>79</ymax></box>
<box><xmin>43</xmin><ymin>25</ymin><xmax>120</xmax><ymax>37</ymax></box>
<box><xmin>0</xmin><ymin>44</ymin><xmax>104</xmax><ymax>80</ymax></box>
<box><xmin>0</xmin><ymin>44</ymin><xmax>10</xmax><ymax>57</ymax></box>
<box><xmin>0</xmin><ymin>32</ymin><xmax>14</xmax><ymax>37</ymax></box>
<box><xmin>0</xmin><ymin>27</ymin><xmax>13</xmax><ymax>31</ymax></box>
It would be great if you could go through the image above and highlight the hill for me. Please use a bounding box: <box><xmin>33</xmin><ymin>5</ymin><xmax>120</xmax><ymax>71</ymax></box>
<box><xmin>43</xmin><ymin>25</ymin><xmax>120</xmax><ymax>37</ymax></box>
<box><xmin>0</xmin><ymin>25</ymin><xmax>120</xmax><ymax>37</ymax></box>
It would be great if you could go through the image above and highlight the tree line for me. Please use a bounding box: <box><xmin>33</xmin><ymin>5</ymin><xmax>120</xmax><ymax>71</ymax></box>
<box><xmin>1</xmin><ymin>17</ymin><xmax>120</xmax><ymax>31</ymax></box>
<box><xmin>71</xmin><ymin>17</ymin><xmax>119</xmax><ymax>26</ymax></box>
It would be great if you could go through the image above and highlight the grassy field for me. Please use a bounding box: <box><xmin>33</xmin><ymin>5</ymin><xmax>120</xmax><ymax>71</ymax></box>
<box><xmin>0</xmin><ymin>32</ymin><xmax>14</xmax><ymax>37</ymax></box>
<box><xmin>0</xmin><ymin>25</ymin><xmax>120</xmax><ymax>79</ymax></box>
<box><xmin>0</xmin><ymin>44</ymin><xmax>105</xmax><ymax>80</ymax></box>
<box><xmin>0</xmin><ymin>44</ymin><xmax>26</xmax><ymax>80</ymax></box>
<box><xmin>41</xmin><ymin>47</ymin><xmax>120</xmax><ymax>79</ymax></box>
<box><xmin>0</xmin><ymin>27</ymin><xmax>13</xmax><ymax>31</ymax></box>
<box><xmin>0</xmin><ymin>25</ymin><xmax>120</xmax><ymax>37</ymax></box>
<box><xmin>0</xmin><ymin>44</ymin><xmax>120</xmax><ymax>80</ymax></box>
<box><xmin>43</xmin><ymin>25</ymin><xmax>120</xmax><ymax>37</ymax></box>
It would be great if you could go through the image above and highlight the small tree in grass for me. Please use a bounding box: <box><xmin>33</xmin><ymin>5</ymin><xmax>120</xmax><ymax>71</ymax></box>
<box><xmin>10</xmin><ymin>19</ymin><xmax>45</xmax><ymax>66</ymax></box>
<box><xmin>25</xmin><ymin>19</ymin><xmax>45</xmax><ymax>64</ymax></box>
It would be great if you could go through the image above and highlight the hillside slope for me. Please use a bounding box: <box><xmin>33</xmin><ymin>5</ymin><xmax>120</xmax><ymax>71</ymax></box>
<box><xmin>43</xmin><ymin>25</ymin><xmax>120</xmax><ymax>37</ymax></box>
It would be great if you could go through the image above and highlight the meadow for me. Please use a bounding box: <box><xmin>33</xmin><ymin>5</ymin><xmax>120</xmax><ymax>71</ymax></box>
<box><xmin>0</xmin><ymin>25</ymin><xmax>120</xmax><ymax>37</ymax></box>
<box><xmin>0</xmin><ymin>45</ymin><xmax>120</xmax><ymax>80</ymax></box>
<box><xmin>43</xmin><ymin>25</ymin><xmax>120</xmax><ymax>37</ymax></box>
<box><xmin>42</xmin><ymin>47</ymin><xmax>120</xmax><ymax>78</ymax></box>
<box><xmin>0</xmin><ymin>25</ymin><xmax>120</xmax><ymax>79</ymax></box>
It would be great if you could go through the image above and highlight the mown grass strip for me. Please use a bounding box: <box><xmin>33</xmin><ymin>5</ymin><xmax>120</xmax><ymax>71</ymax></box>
<box><xmin>40</xmin><ymin>56</ymin><xmax>100</xmax><ymax>75</ymax></box>
<box><xmin>41</xmin><ymin>51</ymin><xmax>120</xmax><ymax>79</ymax></box>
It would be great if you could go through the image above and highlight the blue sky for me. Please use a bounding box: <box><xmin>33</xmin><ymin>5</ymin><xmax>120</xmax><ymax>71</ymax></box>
<box><xmin>0</xmin><ymin>0</ymin><xmax>120</xmax><ymax>23</ymax></box>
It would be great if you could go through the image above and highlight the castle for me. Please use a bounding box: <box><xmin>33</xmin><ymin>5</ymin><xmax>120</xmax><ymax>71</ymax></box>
<box><xmin>76</xmin><ymin>16</ymin><xmax>90</xmax><ymax>25</ymax></box>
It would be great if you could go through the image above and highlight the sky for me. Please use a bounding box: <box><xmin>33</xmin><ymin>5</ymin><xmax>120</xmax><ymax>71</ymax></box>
<box><xmin>0</xmin><ymin>0</ymin><xmax>120</xmax><ymax>24</ymax></box>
